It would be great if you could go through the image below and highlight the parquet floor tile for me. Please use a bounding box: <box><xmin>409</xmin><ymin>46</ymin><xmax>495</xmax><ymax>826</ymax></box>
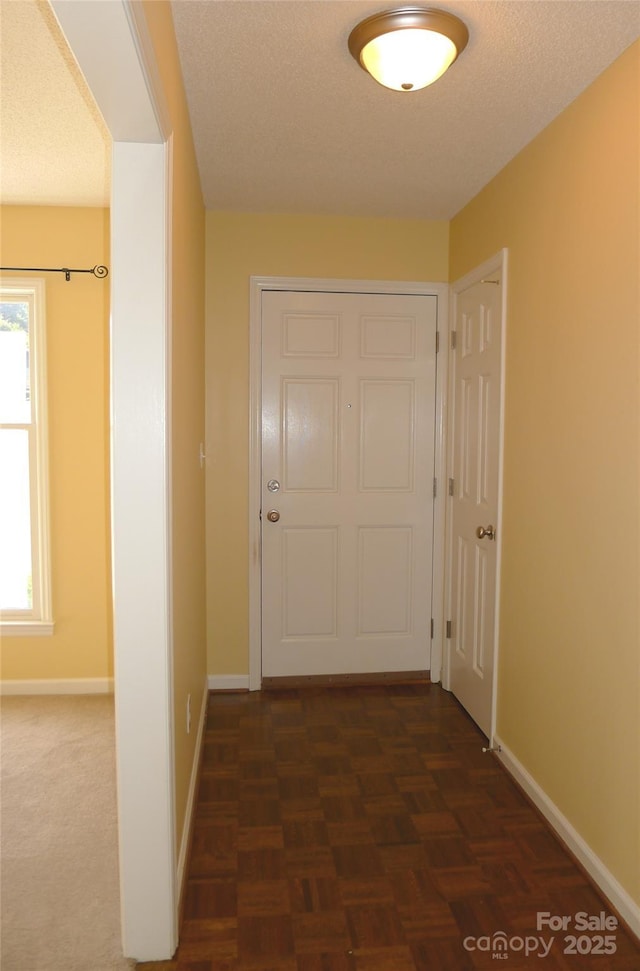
<box><xmin>138</xmin><ymin>684</ymin><xmax>640</xmax><ymax>970</ymax></box>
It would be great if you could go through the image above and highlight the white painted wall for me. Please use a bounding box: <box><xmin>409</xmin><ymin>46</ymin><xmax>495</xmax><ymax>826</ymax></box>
<box><xmin>50</xmin><ymin>1</ymin><xmax>176</xmax><ymax>959</ymax></box>
<box><xmin>110</xmin><ymin>140</ymin><xmax>176</xmax><ymax>957</ymax></box>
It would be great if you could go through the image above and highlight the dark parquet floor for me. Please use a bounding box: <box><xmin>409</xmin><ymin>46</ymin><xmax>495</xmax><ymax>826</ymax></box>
<box><xmin>139</xmin><ymin>683</ymin><xmax>640</xmax><ymax>970</ymax></box>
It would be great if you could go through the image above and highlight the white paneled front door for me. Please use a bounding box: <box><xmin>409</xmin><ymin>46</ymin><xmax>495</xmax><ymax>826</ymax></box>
<box><xmin>261</xmin><ymin>289</ymin><xmax>437</xmax><ymax>678</ymax></box>
<box><xmin>448</xmin><ymin>264</ymin><xmax>504</xmax><ymax>737</ymax></box>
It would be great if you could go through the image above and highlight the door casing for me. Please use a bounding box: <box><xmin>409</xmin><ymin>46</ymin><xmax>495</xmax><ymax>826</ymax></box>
<box><xmin>443</xmin><ymin>250</ymin><xmax>508</xmax><ymax>745</ymax></box>
<box><xmin>249</xmin><ymin>276</ymin><xmax>450</xmax><ymax>690</ymax></box>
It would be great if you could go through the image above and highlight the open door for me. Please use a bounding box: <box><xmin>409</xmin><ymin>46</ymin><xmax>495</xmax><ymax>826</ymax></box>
<box><xmin>447</xmin><ymin>253</ymin><xmax>506</xmax><ymax>739</ymax></box>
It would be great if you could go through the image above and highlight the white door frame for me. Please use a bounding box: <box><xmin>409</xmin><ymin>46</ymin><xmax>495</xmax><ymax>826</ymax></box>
<box><xmin>443</xmin><ymin>250</ymin><xmax>508</xmax><ymax>745</ymax></box>
<box><xmin>50</xmin><ymin>2</ymin><xmax>176</xmax><ymax>960</ymax></box>
<box><xmin>249</xmin><ymin>276</ymin><xmax>450</xmax><ymax>690</ymax></box>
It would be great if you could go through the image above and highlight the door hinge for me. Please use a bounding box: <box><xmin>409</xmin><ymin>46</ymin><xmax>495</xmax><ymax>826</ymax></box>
<box><xmin>448</xmin><ymin>477</ymin><xmax>454</xmax><ymax>496</ymax></box>
<box><xmin>433</xmin><ymin>477</ymin><xmax>437</xmax><ymax>498</ymax></box>
<box><xmin>430</xmin><ymin>618</ymin><xmax>434</xmax><ymax>639</ymax></box>
<box><xmin>446</xmin><ymin>620</ymin><xmax>452</xmax><ymax>639</ymax></box>
<box><xmin>451</xmin><ymin>330</ymin><xmax>457</xmax><ymax>350</ymax></box>
<box><xmin>435</xmin><ymin>331</ymin><xmax>440</xmax><ymax>354</ymax></box>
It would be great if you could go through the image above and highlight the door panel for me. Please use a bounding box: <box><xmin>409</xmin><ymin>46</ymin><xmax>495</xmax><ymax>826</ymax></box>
<box><xmin>283</xmin><ymin>527</ymin><xmax>338</xmax><ymax>637</ymax></box>
<box><xmin>283</xmin><ymin>379</ymin><xmax>339</xmax><ymax>491</ymax></box>
<box><xmin>262</xmin><ymin>290</ymin><xmax>437</xmax><ymax>678</ymax></box>
<box><xmin>360</xmin><ymin>380</ymin><xmax>415</xmax><ymax>490</ymax></box>
<box><xmin>358</xmin><ymin>526</ymin><xmax>413</xmax><ymax>635</ymax></box>
<box><xmin>449</xmin><ymin>275</ymin><xmax>503</xmax><ymax>736</ymax></box>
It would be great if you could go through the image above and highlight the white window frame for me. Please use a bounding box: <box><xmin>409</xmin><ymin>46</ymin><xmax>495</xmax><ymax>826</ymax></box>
<box><xmin>0</xmin><ymin>277</ymin><xmax>53</xmax><ymax>635</ymax></box>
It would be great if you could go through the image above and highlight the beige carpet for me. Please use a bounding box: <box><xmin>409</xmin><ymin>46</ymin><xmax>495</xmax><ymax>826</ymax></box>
<box><xmin>1</xmin><ymin>694</ymin><xmax>135</xmax><ymax>971</ymax></box>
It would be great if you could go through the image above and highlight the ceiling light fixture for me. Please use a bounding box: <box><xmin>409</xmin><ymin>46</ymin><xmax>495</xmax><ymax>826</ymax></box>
<box><xmin>348</xmin><ymin>6</ymin><xmax>469</xmax><ymax>92</ymax></box>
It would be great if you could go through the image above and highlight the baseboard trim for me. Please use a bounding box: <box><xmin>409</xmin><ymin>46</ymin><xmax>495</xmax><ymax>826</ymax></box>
<box><xmin>0</xmin><ymin>677</ymin><xmax>114</xmax><ymax>695</ymax></box>
<box><xmin>207</xmin><ymin>675</ymin><xmax>250</xmax><ymax>692</ymax></box>
<box><xmin>176</xmin><ymin>676</ymin><xmax>209</xmax><ymax>914</ymax></box>
<box><xmin>495</xmin><ymin>735</ymin><xmax>640</xmax><ymax>940</ymax></box>
<box><xmin>262</xmin><ymin>670</ymin><xmax>430</xmax><ymax>689</ymax></box>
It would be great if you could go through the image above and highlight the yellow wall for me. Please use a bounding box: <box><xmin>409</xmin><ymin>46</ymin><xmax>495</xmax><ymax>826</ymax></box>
<box><xmin>142</xmin><ymin>1</ymin><xmax>207</xmax><ymax>854</ymax></box>
<box><xmin>450</xmin><ymin>42</ymin><xmax>639</xmax><ymax>903</ymax></box>
<box><xmin>0</xmin><ymin>206</ymin><xmax>112</xmax><ymax>681</ymax></box>
<box><xmin>205</xmin><ymin>212</ymin><xmax>449</xmax><ymax>675</ymax></box>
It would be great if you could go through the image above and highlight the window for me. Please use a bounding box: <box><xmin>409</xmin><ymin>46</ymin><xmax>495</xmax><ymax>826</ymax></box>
<box><xmin>0</xmin><ymin>279</ymin><xmax>53</xmax><ymax>634</ymax></box>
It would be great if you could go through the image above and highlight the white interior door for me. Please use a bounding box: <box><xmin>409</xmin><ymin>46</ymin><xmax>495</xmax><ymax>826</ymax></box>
<box><xmin>448</xmin><ymin>266</ymin><xmax>504</xmax><ymax>737</ymax></box>
<box><xmin>261</xmin><ymin>290</ymin><xmax>437</xmax><ymax>679</ymax></box>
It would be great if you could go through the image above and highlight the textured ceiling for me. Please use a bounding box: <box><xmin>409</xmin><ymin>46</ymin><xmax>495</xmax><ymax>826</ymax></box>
<box><xmin>171</xmin><ymin>0</ymin><xmax>640</xmax><ymax>219</ymax></box>
<box><xmin>0</xmin><ymin>0</ymin><xmax>110</xmax><ymax>207</ymax></box>
<box><xmin>1</xmin><ymin>1</ymin><xmax>638</xmax><ymax>216</ymax></box>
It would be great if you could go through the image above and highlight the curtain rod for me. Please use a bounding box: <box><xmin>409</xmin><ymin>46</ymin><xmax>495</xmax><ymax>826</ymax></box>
<box><xmin>0</xmin><ymin>264</ymin><xmax>109</xmax><ymax>282</ymax></box>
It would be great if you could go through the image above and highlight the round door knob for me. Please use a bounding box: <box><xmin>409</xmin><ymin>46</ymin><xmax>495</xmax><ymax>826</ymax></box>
<box><xmin>476</xmin><ymin>524</ymin><xmax>495</xmax><ymax>540</ymax></box>
<box><xmin>267</xmin><ymin>509</ymin><xmax>280</xmax><ymax>523</ymax></box>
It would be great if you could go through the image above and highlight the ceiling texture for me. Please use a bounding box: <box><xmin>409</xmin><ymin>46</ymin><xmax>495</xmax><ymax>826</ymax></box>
<box><xmin>1</xmin><ymin>1</ymin><xmax>638</xmax><ymax>219</ymax></box>
<box><xmin>170</xmin><ymin>0</ymin><xmax>640</xmax><ymax>219</ymax></box>
<box><xmin>0</xmin><ymin>0</ymin><xmax>110</xmax><ymax>207</ymax></box>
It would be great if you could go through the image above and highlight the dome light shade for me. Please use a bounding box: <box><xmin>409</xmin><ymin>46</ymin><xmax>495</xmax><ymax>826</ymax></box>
<box><xmin>348</xmin><ymin>7</ymin><xmax>469</xmax><ymax>92</ymax></box>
